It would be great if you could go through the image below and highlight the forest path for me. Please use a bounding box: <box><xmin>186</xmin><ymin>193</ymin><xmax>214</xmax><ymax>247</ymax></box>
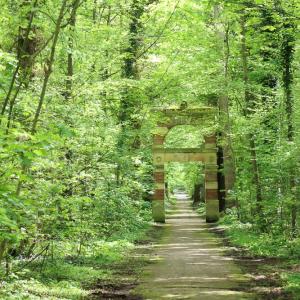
<box><xmin>132</xmin><ymin>193</ymin><xmax>254</xmax><ymax>300</ymax></box>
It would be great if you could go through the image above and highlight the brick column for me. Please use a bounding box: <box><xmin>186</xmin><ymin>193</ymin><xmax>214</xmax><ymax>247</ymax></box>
<box><xmin>204</xmin><ymin>135</ymin><xmax>219</xmax><ymax>222</ymax></box>
<box><xmin>152</xmin><ymin>127</ymin><xmax>168</xmax><ymax>222</ymax></box>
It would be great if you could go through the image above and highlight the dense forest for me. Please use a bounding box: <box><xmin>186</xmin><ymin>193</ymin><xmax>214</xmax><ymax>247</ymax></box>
<box><xmin>0</xmin><ymin>0</ymin><xmax>300</xmax><ymax>298</ymax></box>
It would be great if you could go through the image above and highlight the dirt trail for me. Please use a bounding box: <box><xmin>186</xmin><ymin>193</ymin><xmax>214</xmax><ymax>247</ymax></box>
<box><xmin>132</xmin><ymin>193</ymin><xmax>254</xmax><ymax>300</ymax></box>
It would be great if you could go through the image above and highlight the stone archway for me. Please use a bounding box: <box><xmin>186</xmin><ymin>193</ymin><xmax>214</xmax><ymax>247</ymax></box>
<box><xmin>152</xmin><ymin>107</ymin><xmax>219</xmax><ymax>223</ymax></box>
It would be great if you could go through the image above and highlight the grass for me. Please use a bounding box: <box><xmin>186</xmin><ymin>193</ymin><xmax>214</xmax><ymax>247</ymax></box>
<box><xmin>218</xmin><ymin>210</ymin><xmax>300</xmax><ymax>298</ymax></box>
<box><xmin>0</xmin><ymin>258</ymin><xmax>110</xmax><ymax>299</ymax></box>
<box><xmin>0</xmin><ymin>231</ymin><xmax>151</xmax><ymax>299</ymax></box>
<box><xmin>1</xmin><ymin>278</ymin><xmax>89</xmax><ymax>300</ymax></box>
<box><xmin>196</xmin><ymin>202</ymin><xmax>206</xmax><ymax>217</ymax></box>
<box><xmin>0</xmin><ymin>243</ymin><xmax>125</xmax><ymax>299</ymax></box>
<box><xmin>218</xmin><ymin>210</ymin><xmax>300</xmax><ymax>257</ymax></box>
<box><xmin>166</xmin><ymin>195</ymin><xmax>177</xmax><ymax>206</ymax></box>
<box><xmin>281</xmin><ymin>272</ymin><xmax>300</xmax><ymax>299</ymax></box>
<box><xmin>0</xmin><ymin>203</ymin><xmax>154</xmax><ymax>299</ymax></box>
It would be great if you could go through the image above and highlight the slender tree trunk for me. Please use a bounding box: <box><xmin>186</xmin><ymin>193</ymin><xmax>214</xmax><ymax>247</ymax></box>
<box><xmin>6</xmin><ymin>86</ymin><xmax>22</xmax><ymax>133</ymax></box>
<box><xmin>1</xmin><ymin>0</ymin><xmax>38</xmax><ymax>116</ymax></box>
<box><xmin>119</xmin><ymin>0</ymin><xmax>157</xmax><ymax>148</ymax></box>
<box><xmin>93</xmin><ymin>0</ymin><xmax>97</xmax><ymax>23</ymax></box>
<box><xmin>31</xmin><ymin>0</ymin><xmax>68</xmax><ymax>134</ymax></box>
<box><xmin>277</xmin><ymin>1</ymin><xmax>297</xmax><ymax>236</ymax></box>
<box><xmin>101</xmin><ymin>6</ymin><xmax>111</xmax><ymax>113</ymax></box>
<box><xmin>283</xmin><ymin>46</ymin><xmax>296</xmax><ymax>236</ymax></box>
<box><xmin>218</xmin><ymin>24</ymin><xmax>235</xmax><ymax>209</ymax></box>
<box><xmin>193</xmin><ymin>183</ymin><xmax>201</xmax><ymax>206</ymax></box>
<box><xmin>118</xmin><ymin>0</ymin><xmax>144</xmax><ymax>150</ymax></box>
<box><xmin>1</xmin><ymin>65</ymin><xmax>20</xmax><ymax>116</ymax></box>
<box><xmin>0</xmin><ymin>240</ymin><xmax>7</xmax><ymax>264</ymax></box>
<box><xmin>217</xmin><ymin>143</ymin><xmax>226</xmax><ymax>211</ymax></box>
<box><xmin>240</xmin><ymin>14</ymin><xmax>263</xmax><ymax>215</ymax></box>
<box><xmin>65</xmin><ymin>0</ymin><xmax>80</xmax><ymax>100</ymax></box>
<box><xmin>15</xmin><ymin>0</ymin><xmax>67</xmax><ymax>217</ymax></box>
<box><xmin>213</xmin><ymin>6</ymin><xmax>236</xmax><ymax>205</ymax></box>
<box><xmin>117</xmin><ymin>0</ymin><xmax>156</xmax><ymax>186</ymax></box>
<box><xmin>222</xmin><ymin>25</ymin><xmax>236</xmax><ymax>194</ymax></box>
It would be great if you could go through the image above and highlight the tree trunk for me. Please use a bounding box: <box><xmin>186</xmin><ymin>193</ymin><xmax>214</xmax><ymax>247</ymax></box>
<box><xmin>65</xmin><ymin>0</ymin><xmax>80</xmax><ymax>100</ymax></box>
<box><xmin>1</xmin><ymin>0</ymin><xmax>38</xmax><ymax>116</ymax></box>
<box><xmin>118</xmin><ymin>0</ymin><xmax>145</xmax><ymax>150</ymax></box>
<box><xmin>278</xmin><ymin>1</ymin><xmax>297</xmax><ymax>236</ymax></box>
<box><xmin>213</xmin><ymin>7</ymin><xmax>236</xmax><ymax>202</ymax></box>
<box><xmin>0</xmin><ymin>240</ymin><xmax>7</xmax><ymax>264</ymax></box>
<box><xmin>193</xmin><ymin>183</ymin><xmax>202</xmax><ymax>207</ymax></box>
<box><xmin>240</xmin><ymin>14</ymin><xmax>263</xmax><ymax>215</ymax></box>
<box><xmin>222</xmin><ymin>25</ymin><xmax>236</xmax><ymax>197</ymax></box>
<box><xmin>217</xmin><ymin>144</ymin><xmax>226</xmax><ymax>212</ymax></box>
<box><xmin>31</xmin><ymin>0</ymin><xmax>68</xmax><ymax>134</ymax></box>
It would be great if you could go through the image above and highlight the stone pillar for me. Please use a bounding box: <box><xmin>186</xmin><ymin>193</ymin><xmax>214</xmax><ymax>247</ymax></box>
<box><xmin>152</xmin><ymin>127</ymin><xmax>168</xmax><ymax>222</ymax></box>
<box><xmin>204</xmin><ymin>135</ymin><xmax>219</xmax><ymax>222</ymax></box>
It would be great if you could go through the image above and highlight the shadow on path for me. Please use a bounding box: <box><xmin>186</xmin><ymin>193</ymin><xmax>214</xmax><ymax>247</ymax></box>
<box><xmin>132</xmin><ymin>193</ymin><xmax>253</xmax><ymax>300</ymax></box>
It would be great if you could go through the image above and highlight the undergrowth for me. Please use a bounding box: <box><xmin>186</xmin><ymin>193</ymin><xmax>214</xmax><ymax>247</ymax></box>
<box><xmin>0</xmin><ymin>225</ymin><xmax>151</xmax><ymax>299</ymax></box>
<box><xmin>219</xmin><ymin>208</ymin><xmax>300</xmax><ymax>298</ymax></box>
<box><xmin>196</xmin><ymin>202</ymin><xmax>206</xmax><ymax>217</ymax></box>
<box><xmin>0</xmin><ymin>241</ymin><xmax>133</xmax><ymax>299</ymax></box>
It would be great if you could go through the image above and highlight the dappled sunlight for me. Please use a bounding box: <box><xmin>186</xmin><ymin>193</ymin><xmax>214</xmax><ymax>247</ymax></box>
<box><xmin>210</xmin><ymin>256</ymin><xmax>238</xmax><ymax>261</ymax></box>
<box><xmin>167</xmin><ymin>215</ymin><xmax>201</xmax><ymax>220</ymax></box>
<box><xmin>133</xmin><ymin>197</ymin><xmax>254</xmax><ymax>299</ymax></box>
<box><xmin>161</xmin><ymin>294</ymin><xmax>190</xmax><ymax>299</ymax></box>
<box><xmin>0</xmin><ymin>0</ymin><xmax>296</xmax><ymax>297</ymax></box>
<box><xmin>148</xmin><ymin>256</ymin><xmax>164</xmax><ymax>261</ymax></box>
<box><xmin>166</xmin><ymin>209</ymin><xmax>192</xmax><ymax>213</ymax></box>
<box><xmin>158</xmin><ymin>242</ymin><xmax>218</xmax><ymax>246</ymax></box>
<box><xmin>177</xmin><ymin>228</ymin><xmax>216</xmax><ymax>231</ymax></box>
<box><xmin>199</xmin><ymin>290</ymin><xmax>250</xmax><ymax>296</ymax></box>
<box><xmin>161</xmin><ymin>292</ymin><xmax>199</xmax><ymax>299</ymax></box>
<box><xmin>153</xmin><ymin>276</ymin><xmax>241</xmax><ymax>282</ymax></box>
<box><xmin>186</xmin><ymin>262</ymin><xmax>226</xmax><ymax>266</ymax></box>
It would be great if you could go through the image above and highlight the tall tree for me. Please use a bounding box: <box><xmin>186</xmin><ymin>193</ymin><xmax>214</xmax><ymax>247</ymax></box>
<box><xmin>31</xmin><ymin>0</ymin><xmax>68</xmax><ymax>133</ymax></box>
<box><xmin>65</xmin><ymin>0</ymin><xmax>81</xmax><ymax>100</ymax></box>
<box><xmin>277</xmin><ymin>0</ymin><xmax>297</xmax><ymax>235</ymax></box>
<box><xmin>240</xmin><ymin>12</ymin><xmax>263</xmax><ymax>217</ymax></box>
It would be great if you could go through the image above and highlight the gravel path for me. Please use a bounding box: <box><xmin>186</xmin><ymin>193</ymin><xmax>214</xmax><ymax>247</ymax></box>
<box><xmin>133</xmin><ymin>193</ymin><xmax>254</xmax><ymax>300</ymax></box>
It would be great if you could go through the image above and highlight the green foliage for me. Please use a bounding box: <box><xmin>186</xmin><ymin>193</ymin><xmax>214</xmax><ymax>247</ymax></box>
<box><xmin>166</xmin><ymin>162</ymin><xmax>204</xmax><ymax>196</ymax></box>
<box><xmin>281</xmin><ymin>272</ymin><xmax>300</xmax><ymax>299</ymax></box>
<box><xmin>0</xmin><ymin>0</ymin><xmax>300</xmax><ymax>296</ymax></box>
<box><xmin>219</xmin><ymin>210</ymin><xmax>300</xmax><ymax>258</ymax></box>
<box><xmin>1</xmin><ymin>279</ymin><xmax>88</xmax><ymax>300</ymax></box>
<box><xmin>0</xmin><ymin>239</ymin><xmax>134</xmax><ymax>299</ymax></box>
<box><xmin>196</xmin><ymin>203</ymin><xmax>206</xmax><ymax>217</ymax></box>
